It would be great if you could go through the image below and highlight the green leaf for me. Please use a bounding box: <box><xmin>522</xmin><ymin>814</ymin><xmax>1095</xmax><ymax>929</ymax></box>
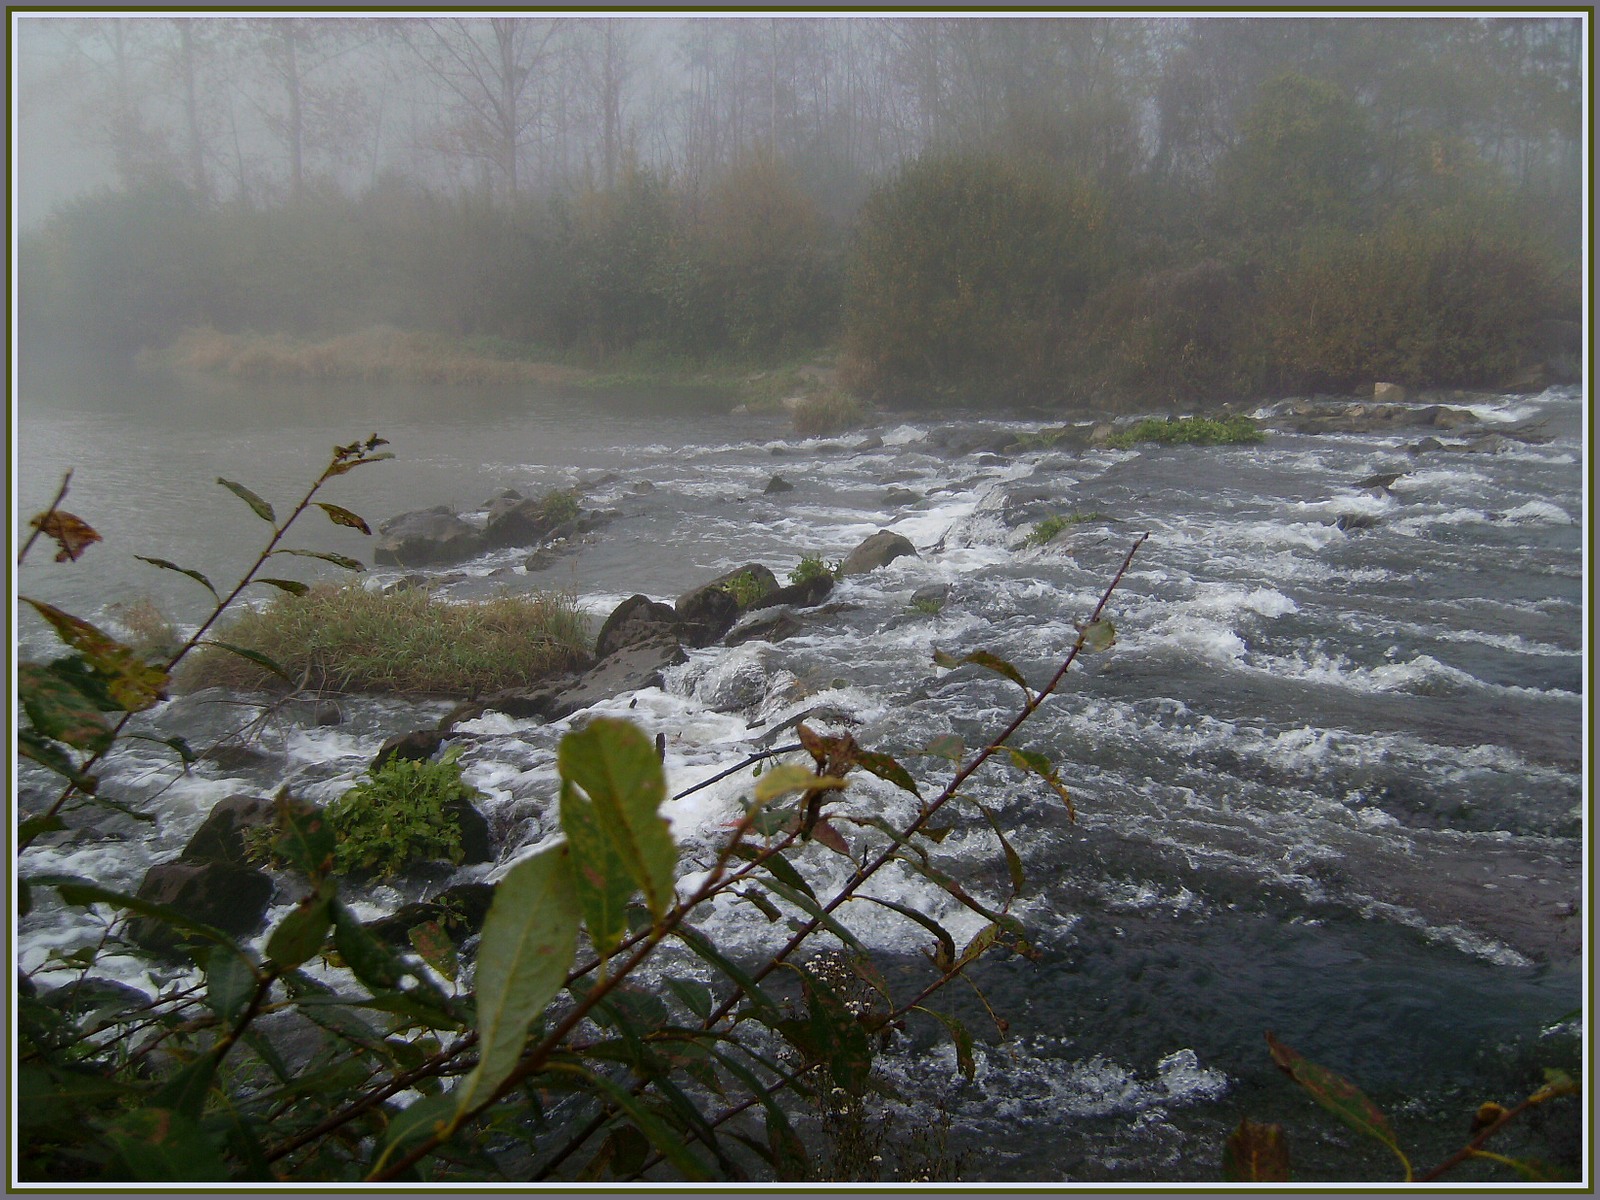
<box><xmin>18</xmin><ymin>662</ymin><xmax>112</xmax><ymax>752</ymax></box>
<box><xmin>1076</xmin><ymin>617</ymin><xmax>1116</xmax><ymax>653</ymax></box>
<box><xmin>573</xmin><ymin>1067</ymin><xmax>715</xmax><ymax>1180</ymax></box>
<box><xmin>709</xmin><ymin>1050</ymin><xmax>809</xmax><ymax>1177</ymax></box>
<box><xmin>666</xmin><ymin>978</ymin><xmax>714</xmax><ymax>1021</ymax></box>
<box><xmin>957</xmin><ymin>921</ymin><xmax>1000</xmax><ymax>969</ymax></box>
<box><xmin>272</xmin><ymin>547</ymin><xmax>365</xmax><ymax>571</ymax></box>
<box><xmin>134</xmin><ymin>555</ymin><xmax>219</xmax><ymax>599</ymax></box>
<box><xmin>761</xmin><ymin>878</ymin><xmax>867</xmax><ymax>955</ymax></box>
<box><xmin>255</xmin><ymin>577</ymin><xmax>310</xmax><ymax>597</ymax></box>
<box><xmin>557</xmin><ymin>718</ymin><xmax>677</xmax><ymax>920</ymax></box>
<box><xmin>20</xmin><ymin>598</ymin><xmax>169</xmax><ymax>711</ymax></box>
<box><xmin>204</xmin><ymin>947</ymin><xmax>259</xmax><ymax>1024</ymax></box>
<box><xmin>266</xmin><ymin>883</ymin><xmax>335</xmax><ymax>969</ymax></box>
<box><xmin>1266</xmin><ymin>1032</ymin><xmax>1410</xmax><ymax>1177</ymax></box>
<box><xmin>1007</xmin><ymin>747</ymin><xmax>1075</xmax><ymax>819</ymax></box>
<box><xmin>314</xmin><ymin>501</ymin><xmax>373</xmax><ymax>535</ymax></box>
<box><xmin>17</xmin><ymin>813</ymin><xmax>64</xmax><ymax>841</ymax></box>
<box><xmin>454</xmin><ymin>844</ymin><xmax>581</xmax><ymax>1123</ymax></box>
<box><xmin>105</xmin><ymin>1108</ymin><xmax>229</xmax><ymax>1181</ymax></box>
<box><xmin>932</xmin><ymin>647</ymin><xmax>1032</xmax><ymax>695</ymax></box>
<box><xmin>333</xmin><ymin>902</ymin><xmax>403</xmax><ymax>991</ymax></box>
<box><xmin>798</xmin><ymin>967</ymin><xmax>873</xmax><ymax>1096</ymax></box>
<box><xmin>674</xmin><ymin>925</ymin><xmax>783</xmax><ymax>1022</ymax></box>
<box><xmin>271</xmin><ymin>799</ymin><xmax>335</xmax><ymax>878</ymax></box>
<box><xmin>975</xmin><ymin>802</ymin><xmax>1025</xmax><ymax>900</ymax></box>
<box><xmin>1223</xmin><ymin>1119</ymin><xmax>1290</xmax><ymax>1183</ymax></box>
<box><xmin>853</xmin><ymin>748</ymin><xmax>921</xmax><ymax>797</ymax></box>
<box><xmin>199</xmin><ymin>640</ymin><xmax>294</xmax><ymax>683</ymax></box>
<box><xmin>217</xmin><ymin>477</ymin><xmax>275</xmax><ymax>524</ymax></box>
<box><xmin>918</xmin><ymin>1006</ymin><xmax>977</xmax><ymax>1081</ymax></box>
<box><xmin>559</xmin><ymin>779</ymin><xmax>635</xmax><ymax>956</ymax></box>
<box><xmin>731</xmin><ymin>844</ymin><xmax>816</xmax><ymax>901</ymax></box>
<box><xmin>407</xmin><ymin>920</ymin><xmax>459</xmax><ymax>984</ymax></box>
<box><xmin>17</xmin><ymin>729</ymin><xmax>97</xmax><ymax>792</ymax></box>
<box><xmin>753</xmin><ymin>763</ymin><xmax>846</xmax><ymax>803</ymax></box>
<box><xmin>368</xmin><ymin>1092</ymin><xmax>459</xmax><ymax>1178</ymax></box>
<box><xmin>859</xmin><ymin>895</ymin><xmax>957</xmax><ymax>970</ymax></box>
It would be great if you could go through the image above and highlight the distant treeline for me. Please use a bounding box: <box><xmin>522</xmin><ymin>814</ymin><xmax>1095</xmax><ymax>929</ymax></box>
<box><xmin>20</xmin><ymin>18</ymin><xmax>1581</xmax><ymax>408</ymax></box>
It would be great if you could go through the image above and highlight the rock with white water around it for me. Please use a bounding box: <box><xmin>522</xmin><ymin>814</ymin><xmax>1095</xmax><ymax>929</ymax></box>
<box><xmin>130</xmin><ymin>860</ymin><xmax>275</xmax><ymax>953</ymax></box>
<box><xmin>840</xmin><ymin>530</ymin><xmax>918</xmax><ymax>576</ymax></box>
<box><xmin>373</xmin><ymin>507</ymin><xmax>483</xmax><ymax>567</ymax></box>
<box><xmin>594</xmin><ymin>594</ymin><xmax>681</xmax><ymax>660</ymax></box>
<box><xmin>675</xmin><ymin>564</ymin><xmax>779</xmax><ymax>647</ymax></box>
<box><xmin>179</xmin><ymin>793</ymin><xmax>282</xmax><ymax>868</ymax></box>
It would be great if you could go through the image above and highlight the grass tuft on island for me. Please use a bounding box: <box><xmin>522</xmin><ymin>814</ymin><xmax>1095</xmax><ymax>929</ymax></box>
<box><xmin>180</xmin><ymin>583</ymin><xmax>590</xmax><ymax>696</ymax></box>
<box><xmin>1106</xmin><ymin>414</ymin><xmax>1265</xmax><ymax>449</ymax></box>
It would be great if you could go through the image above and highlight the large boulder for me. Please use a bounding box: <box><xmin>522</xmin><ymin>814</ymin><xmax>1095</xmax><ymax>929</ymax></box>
<box><xmin>482</xmin><ymin>495</ymin><xmax>572</xmax><ymax>549</ymax></box>
<box><xmin>675</xmin><ymin>565</ymin><xmax>779</xmax><ymax>647</ymax></box>
<box><xmin>374</xmin><ymin>507</ymin><xmax>483</xmax><ymax>567</ymax></box>
<box><xmin>750</xmin><ymin>574</ymin><xmax>835</xmax><ymax>611</ymax></box>
<box><xmin>594</xmin><ymin>594</ymin><xmax>681</xmax><ymax>660</ymax></box>
<box><xmin>477</xmin><ymin>635</ymin><xmax>688</xmax><ymax>724</ymax></box>
<box><xmin>372</xmin><ymin>730</ymin><xmax>444</xmax><ymax>771</ymax></box>
<box><xmin>840</xmin><ymin>530</ymin><xmax>918</xmax><ymax>576</ymax></box>
<box><xmin>179</xmin><ymin>794</ymin><xmax>279</xmax><ymax>868</ymax></box>
<box><xmin>130</xmin><ymin>860</ymin><xmax>275</xmax><ymax>953</ymax></box>
<box><xmin>445</xmin><ymin>797</ymin><xmax>493</xmax><ymax>864</ymax></box>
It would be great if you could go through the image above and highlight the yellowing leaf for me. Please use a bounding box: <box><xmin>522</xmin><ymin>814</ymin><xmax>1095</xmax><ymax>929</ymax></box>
<box><xmin>754</xmin><ymin>763</ymin><xmax>846</xmax><ymax>803</ymax></box>
<box><xmin>31</xmin><ymin>510</ymin><xmax>102</xmax><ymax>562</ymax></box>
<box><xmin>1223</xmin><ymin>1119</ymin><xmax>1290</xmax><ymax>1182</ymax></box>
<box><xmin>21</xmin><ymin>599</ymin><xmax>169</xmax><ymax>712</ymax></box>
<box><xmin>314</xmin><ymin>502</ymin><xmax>373</xmax><ymax>535</ymax></box>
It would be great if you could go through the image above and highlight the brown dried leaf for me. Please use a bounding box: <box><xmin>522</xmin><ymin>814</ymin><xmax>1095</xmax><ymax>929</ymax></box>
<box><xmin>31</xmin><ymin>511</ymin><xmax>103</xmax><ymax>562</ymax></box>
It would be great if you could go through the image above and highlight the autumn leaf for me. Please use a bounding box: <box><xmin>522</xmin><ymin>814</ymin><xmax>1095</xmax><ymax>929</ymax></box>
<box><xmin>31</xmin><ymin>511</ymin><xmax>102</xmax><ymax>562</ymax></box>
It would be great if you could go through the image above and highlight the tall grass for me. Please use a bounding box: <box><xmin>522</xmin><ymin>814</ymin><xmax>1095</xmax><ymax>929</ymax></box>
<box><xmin>179</xmin><ymin>583</ymin><xmax>591</xmax><ymax>695</ymax></box>
<box><xmin>792</xmin><ymin>388</ymin><xmax>866</xmax><ymax>435</ymax></box>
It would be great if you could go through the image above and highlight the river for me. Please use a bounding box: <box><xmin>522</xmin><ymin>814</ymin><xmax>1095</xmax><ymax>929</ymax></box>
<box><xmin>14</xmin><ymin>358</ymin><xmax>1587</xmax><ymax>1183</ymax></box>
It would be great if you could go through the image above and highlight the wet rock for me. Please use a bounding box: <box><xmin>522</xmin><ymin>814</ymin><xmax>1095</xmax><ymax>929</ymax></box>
<box><xmin>40</xmin><ymin>977</ymin><xmax>149</xmax><ymax>1019</ymax></box>
<box><xmin>374</xmin><ymin>508</ymin><xmax>483</xmax><ymax>567</ymax></box>
<box><xmin>883</xmin><ymin>487</ymin><xmax>921</xmax><ymax>507</ymax></box>
<box><xmin>313</xmin><ymin>700</ymin><xmax>343</xmax><ymax>726</ymax></box>
<box><xmin>630</xmin><ymin>480</ymin><xmax>656</xmax><ymax>494</ymax></box>
<box><xmin>1335</xmin><ymin>513</ymin><xmax>1382</xmax><ymax>532</ymax></box>
<box><xmin>1372</xmin><ymin>381</ymin><xmax>1407</xmax><ymax>403</ymax></box>
<box><xmin>841</xmin><ymin>530</ymin><xmax>918</xmax><ymax>576</ymax></box>
<box><xmin>750</xmin><ymin>574</ymin><xmax>834</xmax><ymax>611</ymax></box>
<box><xmin>482</xmin><ymin>495</ymin><xmax>568</xmax><ymax>549</ymax></box>
<box><xmin>595</xmin><ymin>594</ymin><xmax>681</xmax><ymax>659</ymax></box>
<box><xmin>372</xmin><ymin>730</ymin><xmax>444</xmax><ymax>771</ymax></box>
<box><xmin>911</xmin><ymin>584</ymin><xmax>949</xmax><ymax>609</ymax></box>
<box><xmin>541</xmin><ymin>636</ymin><xmax>688</xmax><ymax>720</ymax></box>
<box><xmin>179</xmin><ymin>793</ymin><xmax>281</xmax><ymax>868</ymax></box>
<box><xmin>763</xmin><ymin>475</ymin><xmax>795</xmax><ymax>494</ymax></box>
<box><xmin>130</xmin><ymin>860</ymin><xmax>274</xmax><ymax>952</ymax></box>
<box><xmin>446</xmin><ymin>797</ymin><xmax>493</xmax><ymax>864</ymax></box>
<box><xmin>1409</xmin><ymin>437</ymin><xmax>1446</xmax><ymax>455</ymax></box>
<box><xmin>726</xmin><ymin>611</ymin><xmax>805</xmax><ymax>646</ymax></box>
<box><xmin>675</xmin><ymin>565</ymin><xmax>779</xmax><ymax>647</ymax></box>
<box><xmin>854</xmin><ymin>435</ymin><xmax>884</xmax><ymax>452</ymax></box>
<box><xmin>694</xmin><ymin>646</ymin><xmax>771</xmax><ymax>712</ymax></box>
<box><xmin>200</xmin><ymin>743</ymin><xmax>272</xmax><ymax>772</ymax></box>
<box><xmin>363</xmin><ymin>882</ymin><xmax>496</xmax><ymax>945</ymax></box>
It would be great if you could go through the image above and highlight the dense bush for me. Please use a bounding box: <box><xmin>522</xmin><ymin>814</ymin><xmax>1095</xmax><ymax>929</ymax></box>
<box><xmin>1258</xmin><ymin>216</ymin><xmax>1558</xmax><ymax>391</ymax></box>
<box><xmin>841</xmin><ymin>152</ymin><xmax>1106</xmax><ymax>405</ymax></box>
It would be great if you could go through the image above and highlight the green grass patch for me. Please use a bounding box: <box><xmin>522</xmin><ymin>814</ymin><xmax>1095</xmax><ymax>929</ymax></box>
<box><xmin>180</xmin><ymin>583</ymin><xmax>590</xmax><ymax>695</ymax></box>
<box><xmin>1019</xmin><ymin>511</ymin><xmax>1108</xmax><ymax>550</ymax></box>
<box><xmin>793</xmin><ymin>388</ymin><xmax>867</xmax><ymax>436</ymax></box>
<box><xmin>1105</xmin><ymin>415</ymin><xmax>1265</xmax><ymax>450</ymax></box>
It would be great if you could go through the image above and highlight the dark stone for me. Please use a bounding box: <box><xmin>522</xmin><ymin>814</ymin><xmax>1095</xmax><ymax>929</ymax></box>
<box><xmin>374</xmin><ymin>508</ymin><xmax>484</xmax><ymax>567</ymax></box>
<box><xmin>594</xmin><ymin>594</ymin><xmax>681</xmax><ymax>660</ymax></box>
<box><xmin>840</xmin><ymin>530</ymin><xmax>918</xmax><ymax>576</ymax></box>
<box><xmin>763</xmin><ymin>475</ymin><xmax>795</xmax><ymax>494</ymax></box>
<box><xmin>675</xmin><ymin>564</ymin><xmax>779</xmax><ymax>646</ymax></box>
<box><xmin>180</xmin><ymin>793</ymin><xmax>279</xmax><ymax>868</ymax></box>
<box><xmin>750</xmin><ymin>574</ymin><xmax>835</xmax><ymax>611</ymax></box>
<box><xmin>1409</xmin><ymin>437</ymin><xmax>1445</xmax><ymax>455</ymax></box>
<box><xmin>854</xmin><ymin>435</ymin><xmax>884</xmax><ymax>452</ymax></box>
<box><xmin>313</xmin><ymin>700</ymin><xmax>343</xmax><ymax>726</ymax></box>
<box><xmin>629</xmin><ymin>480</ymin><xmax>656</xmax><ymax>494</ymax></box>
<box><xmin>1335</xmin><ymin>513</ymin><xmax>1382</xmax><ymax>532</ymax></box>
<box><xmin>130</xmin><ymin>860</ymin><xmax>275</xmax><ymax>952</ymax></box>
<box><xmin>199</xmin><ymin>744</ymin><xmax>272</xmax><ymax>772</ymax></box>
<box><xmin>40</xmin><ymin>977</ymin><xmax>149</xmax><ymax>1019</ymax></box>
<box><xmin>911</xmin><ymin>584</ymin><xmax>949</xmax><ymax>608</ymax></box>
<box><xmin>482</xmin><ymin>496</ymin><xmax>567</xmax><ymax>550</ymax></box>
<box><xmin>883</xmin><ymin>487</ymin><xmax>921</xmax><ymax>507</ymax></box>
<box><xmin>364</xmin><ymin>881</ymin><xmax>497</xmax><ymax>945</ymax></box>
<box><xmin>539</xmin><ymin>636</ymin><xmax>689</xmax><ymax>720</ymax></box>
<box><xmin>445</xmin><ymin>798</ymin><xmax>493</xmax><ymax>864</ymax></box>
<box><xmin>373</xmin><ymin>730</ymin><xmax>444</xmax><ymax>771</ymax></box>
<box><xmin>726</xmin><ymin>611</ymin><xmax>804</xmax><ymax>646</ymax></box>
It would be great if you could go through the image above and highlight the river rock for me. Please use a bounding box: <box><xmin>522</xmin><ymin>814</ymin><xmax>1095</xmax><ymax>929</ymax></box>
<box><xmin>179</xmin><ymin>794</ymin><xmax>280</xmax><ymax>868</ymax></box>
<box><xmin>374</xmin><ymin>507</ymin><xmax>483</xmax><ymax>567</ymax></box>
<box><xmin>763</xmin><ymin>475</ymin><xmax>795</xmax><ymax>494</ymax></box>
<box><xmin>675</xmin><ymin>565</ymin><xmax>779</xmax><ymax>647</ymax></box>
<box><xmin>446</xmin><ymin>797</ymin><xmax>493</xmax><ymax>864</ymax></box>
<box><xmin>694</xmin><ymin>645</ymin><xmax>772</xmax><ymax>712</ymax></box>
<box><xmin>130</xmin><ymin>860</ymin><xmax>275</xmax><ymax>952</ymax></box>
<box><xmin>363</xmin><ymin>881</ymin><xmax>496</xmax><ymax>945</ymax></box>
<box><xmin>372</xmin><ymin>730</ymin><xmax>444</xmax><ymax>771</ymax></box>
<box><xmin>750</xmin><ymin>574</ymin><xmax>835</xmax><ymax>611</ymax></box>
<box><xmin>1372</xmin><ymin>381</ymin><xmax>1407</xmax><ymax>403</ymax></box>
<box><xmin>40</xmin><ymin>977</ymin><xmax>150</xmax><ymax>1019</ymax></box>
<box><xmin>491</xmin><ymin>635</ymin><xmax>689</xmax><ymax>723</ymax></box>
<box><xmin>482</xmin><ymin>495</ymin><xmax>569</xmax><ymax>549</ymax></box>
<box><xmin>841</xmin><ymin>530</ymin><xmax>917</xmax><ymax>576</ymax></box>
<box><xmin>883</xmin><ymin>487</ymin><xmax>921</xmax><ymax>507</ymax></box>
<box><xmin>594</xmin><ymin>594</ymin><xmax>681</xmax><ymax>659</ymax></box>
<box><xmin>726</xmin><ymin>610</ymin><xmax>805</xmax><ymax>646</ymax></box>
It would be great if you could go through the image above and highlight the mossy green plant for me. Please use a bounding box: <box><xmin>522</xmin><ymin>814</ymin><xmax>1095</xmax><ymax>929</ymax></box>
<box><xmin>1105</xmin><ymin>415</ymin><xmax>1264</xmax><ymax>449</ymax></box>
<box><xmin>536</xmin><ymin>488</ymin><xmax>582</xmax><ymax>527</ymax></box>
<box><xmin>1019</xmin><ymin>511</ymin><xmax>1107</xmax><ymax>550</ymax></box>
<box><xmin>720</xmin><ymin>570</ymin><xmax>769</xmax><ymax>608</ymax></box>
<box><xmin>789</xmin><ymin>554</ymin><xmax>840</xmax><ymax>586</ymax></box>
<box><xmin>327</xmin><ymin>746</ymin><xmax>479</xmax><ymax>879</ymax></box>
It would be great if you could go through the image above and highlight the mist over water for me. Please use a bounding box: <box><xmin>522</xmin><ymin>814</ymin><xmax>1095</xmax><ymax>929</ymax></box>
<box><xmin>15</xmin><ymin>363</ymin><xmax>1584</xmax><ymax>1181</ymax></box>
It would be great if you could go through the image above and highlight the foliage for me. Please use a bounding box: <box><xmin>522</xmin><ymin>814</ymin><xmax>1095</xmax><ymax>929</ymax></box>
<box><xmin>534</xmin><ymin>487</ymin><xmax>582</xmax><ymax>527</ymax></box>
<box><xmin>325</xmin><ymin>748</ymin><xmax>478</xmax><ymax>879</ymax></box>
<box><xmin>792</xmin><ymin>389</ymin><xmax>866</xmax><ymax>436</ymax></box>
<box><xmin>1257</xmin><ymin>215</ymin><xmax>1559</xmax><ymax>391</ymax></box>
<box><xmin>1105</xmin><ymin>415</ymin><xmax>1265</xmax><ymax>449</ymax></box>
<box><xmin>841</xmin><ymin>151</ymin><xmax>1107</xmax><ymax>404</ymax></box>
<box><xmin>1019</xmin><ymin>512</ymin><xmax>1106</xmax><ymax>550</ymax></box>
<box><xmin>788</xmin><ymin>555</ymin><xmax>840</xmax><ymax>586</ymax></box>
<box><xmin>719</xmin><ymin>570</ymin><xmax>769</xmax><ymax>609</ymax></box>
<box><xmin>178</xmin><ymin>583</ymin><xmax>588</xmax><ymax>696</ymax></box>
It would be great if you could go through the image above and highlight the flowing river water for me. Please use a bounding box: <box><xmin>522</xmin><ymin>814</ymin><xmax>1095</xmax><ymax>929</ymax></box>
<box><xmin>14</xmin><ymin>360</ymin><xmax>1587</xmax><ymax>1182</ymax></box>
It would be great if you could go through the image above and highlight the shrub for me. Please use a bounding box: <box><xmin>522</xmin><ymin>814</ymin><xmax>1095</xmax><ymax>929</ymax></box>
<box><xmin>180</xmin><ymin>583</ymin><xmax>589</xmax><ymax>695</ymax></box>
<box><xmin>1105</xmin><ymin>415</ymin><xmax>1264</xmax><ymax>449</ymax></box>
<box><xmin>1258</xmin><ymin>216</ymin><xmax>1558</xmax><ymax>391</ymax></box>
<box><xmin>842</xmin><ymin>152</ymin><xmax>1106</xmax><ymax>404</ymax></box>
<box><xmin>326</xmin><ymin>747</ymin><xmax>478</xmax><ymax>878</ymax></box>
<box><xmin>792</xmin><ymin>389</ymin><xmax>866</xmax><ymax>436</ymax></box>
<box><xmin>789</xmin><ymin>554</ymin><xmax>839</xmax><ymax>586</ymax></box>
<box><xmin>719</xmin><ymin>570</ymin><xmax>769</xmax><ymax>608</ymax></box>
